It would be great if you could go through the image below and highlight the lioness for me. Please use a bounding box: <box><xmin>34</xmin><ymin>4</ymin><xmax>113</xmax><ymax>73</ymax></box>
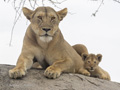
<box><xmin>81</xmin><ymin>53</ymin><xmax>111</xmax><ymax>80</ymax></box>
<box><xmin>9</xmin><ymin>7</ymin><xmax>90</xmax><ymax>79</ymax></box>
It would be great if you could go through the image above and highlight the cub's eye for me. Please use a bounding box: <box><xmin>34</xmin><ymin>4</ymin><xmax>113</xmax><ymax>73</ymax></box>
<box><xmin>37</xmin><ymin>16</ymin><xmax>42</xmax><ymax>20</ymax></box>
<box><xmin>94</xmin><ymin>61</ymin><xmax>96</xmax><ymax>63</ymax></box>
<box><xmin>51</xmin><ymin>17</ymin><xmax>56</xmax><ymax>21</ymax></box>
<box><xmin>87</xmin><ymin>61</ymin><xmax>90</xmax><ymax>63</ymax></box>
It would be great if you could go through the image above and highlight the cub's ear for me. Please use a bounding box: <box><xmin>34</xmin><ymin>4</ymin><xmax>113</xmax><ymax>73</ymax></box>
<box><xmin>81</xmin><ymin>53</ymin><xmax>88</xmax><ymax>61</ymax></box>
<box><xmin>57</xmin><ymin>8</ymin><xmax>67</xmax><ymax>21</ymax></box>
<box><xmin>22</xmin><ymin>7</ymin><xmax>34</xmax><ymax>20</ymax></box>
<box><xmin>96</xmin><ymin>54</ymin><xmax>102</xmax><ymax>62</ymax></box>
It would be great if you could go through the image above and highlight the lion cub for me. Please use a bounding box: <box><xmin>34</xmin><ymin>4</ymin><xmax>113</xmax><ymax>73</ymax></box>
<box><xmin>81</xmin><ymin>53</ymin><xmax>111</xmax><ymax>80</ymax></box>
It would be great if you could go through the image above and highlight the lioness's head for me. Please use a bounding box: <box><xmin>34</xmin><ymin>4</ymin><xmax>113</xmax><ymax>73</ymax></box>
<box><xmin>81</xmin><ymin>53</ymin><xmax>102</xmax><ymax>72</ymax></box>
<box><xmin>22</xmin><ymin>7</ymin><xmax>67</xmax><ymax>42</ymax></box>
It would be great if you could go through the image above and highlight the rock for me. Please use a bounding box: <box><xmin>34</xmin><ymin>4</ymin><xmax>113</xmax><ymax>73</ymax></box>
<box><xmin>0</xmin><ymin>64</ymin><xmax>120</xmax><ymax>90</ymax></box>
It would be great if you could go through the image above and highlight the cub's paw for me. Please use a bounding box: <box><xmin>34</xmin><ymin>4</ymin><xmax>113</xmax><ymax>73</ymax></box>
<box><xmin>100</xmin><ymin>75</ymin><xmax>109</xmax><ymax>80</ymax></box>
<box><xmin>9</xmin><ymin>68</ymin><xmax>26</xmax><ymax>79</ymax></box>
<box><xmin>44</xmin><ymin>66</ymin><xmax>61</xmax><ymax>79</ymax></box>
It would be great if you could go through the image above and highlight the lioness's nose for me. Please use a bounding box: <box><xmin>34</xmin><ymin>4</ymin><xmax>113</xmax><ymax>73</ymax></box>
<box><xmin>42</xmin><ymin>28</ymin><xmax>51</xmax><ymax>32</ymax></box>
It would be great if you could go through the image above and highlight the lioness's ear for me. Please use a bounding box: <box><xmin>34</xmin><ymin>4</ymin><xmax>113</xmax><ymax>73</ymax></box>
<box><xmin>81</xmin><ymin>53</ymin><xmax>88</xmax><ymax>61</ymax></box>
<box><xmin>57</xmin><ymin>8</ymin><xmax>67</xmax><ymax>21</ymax></box>
<box><xmin>96</xmin><ymin>54</ymin><xmax>102</xmax><ymax>62</ymax></box>
<box><xmin>22</xmin><ymin>7</ymin><xmax>34</xmax><ymax>20</ymax></box>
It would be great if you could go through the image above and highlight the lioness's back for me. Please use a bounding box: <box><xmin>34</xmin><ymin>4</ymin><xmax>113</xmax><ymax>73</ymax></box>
<box><xmin>73</xmin><ymin>44</ymin><xmax>88</xmax><ymax>56</ymax></box>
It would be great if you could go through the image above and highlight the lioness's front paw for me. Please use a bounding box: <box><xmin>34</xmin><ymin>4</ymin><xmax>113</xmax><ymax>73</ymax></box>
<box><xmin>9</xmin><ymin>68</ymin><xmax>26</xmax><ymax>79</ymax></box>
<box><xmin>44</xmin><ymin>66</ymin><xmax>61</xmax><ymax>79</ymax></box>
<box><xmin>82</xmin><ymin>70</ymin><xmax>90</xmax><ymax>76</ymax></box>
<box><xmin>79</xmin><ymin>69</ymin><xmax>90</xmax><ymax>76</ymax></box>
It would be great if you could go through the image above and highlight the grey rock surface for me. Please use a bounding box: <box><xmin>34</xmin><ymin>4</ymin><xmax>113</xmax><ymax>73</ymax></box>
<box><xmin>0</xmin><ymin>64</ymin><xmax>120</xmax><ymax>90</ymax></box>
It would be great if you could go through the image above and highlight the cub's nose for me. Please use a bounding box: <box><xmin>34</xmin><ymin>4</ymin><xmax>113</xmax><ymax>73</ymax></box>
<box><xmin>42</xmin><ymin>28</ymin><xmax>51</xmax><ymax>32</ymax></box>
<box><xmin>91</xmin><ymin>67</ymin><xmax>93</xmax><ymax>70</ymax></box>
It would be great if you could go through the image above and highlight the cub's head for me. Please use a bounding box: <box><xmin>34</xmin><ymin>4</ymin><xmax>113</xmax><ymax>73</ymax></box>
<box><xmin>81</xmin><ymin>53</ymin><xmax>102</xmax><ymax>72</ymax></box>
<box><xmin>22</xmin><ymin>7</ymin><xmax>67</xmax><ymax>42</ymax></box>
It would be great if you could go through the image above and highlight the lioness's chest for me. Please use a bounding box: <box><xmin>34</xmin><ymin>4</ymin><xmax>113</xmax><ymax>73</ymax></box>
<box><xmin>33</xmin><ymin>46</ymin><xmax>54</xmax><ymax>67</ymax></box>
<box><xmin>34</xmin><ymin>42</ymin><xmax>63</xmax><ymax>66</ymax></box>
<box><xmin>34</xmin><ymin>47</ymin><xmax>45</xmax><ymax>62</ymax></box>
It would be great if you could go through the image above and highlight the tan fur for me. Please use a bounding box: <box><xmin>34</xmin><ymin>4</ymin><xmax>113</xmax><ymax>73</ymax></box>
<box><xmin>72</xmin><ymin>44</ymin><xmax>88</xmax><ymax>56</ymax></box>
<box><xmin>32</xmin><ymin>44</ymin><xmax>88</xmax><ymax>69</ymax></box>
<box><xmin>9</xmin><ymin>7</ymin><xmax>90</xmax><ymax>79</ymax></box>
<box><xmin>81</xmin><ymin>53</ymin><xmax>111</xmax><ymax>80</ymax></box>
<box><xmin>32</xmin><ymin>62</ymin><xmax>42</xmax><ymax>69</ymax></box>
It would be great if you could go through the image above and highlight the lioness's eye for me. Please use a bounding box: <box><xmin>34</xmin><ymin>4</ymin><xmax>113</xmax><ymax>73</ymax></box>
<box><xmin>51</xmin><ymin>17</ymin><xmax>55</xmax><ymax>21</ymax></box>
<box><xmin>37</xmin><ymin>16</ymin><xmax>42</xmax><ymax>20</ymax></box>
<box><xmin>94</xmin><ymin>61</ymin><xmax>96</xmax><ymax>63</ymax></box>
